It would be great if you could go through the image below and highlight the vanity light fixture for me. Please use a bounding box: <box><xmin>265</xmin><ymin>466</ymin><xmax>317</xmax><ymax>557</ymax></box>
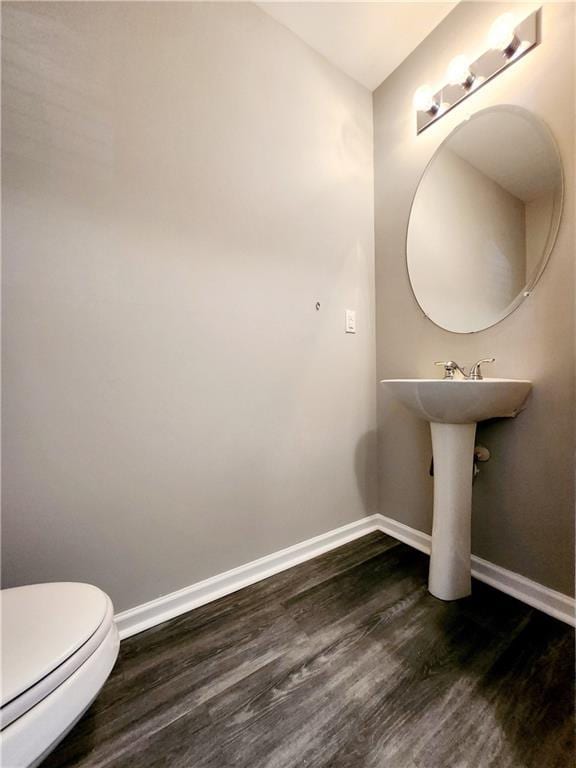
<box><xmin>488</xmin><ymin>13</ymin><xmax>521</xmax><ymax>59</ymax></box>
<box><xmin>414</xmin><ymin>8</ymin><xmax>540</xmax><ymax>134</ymax></box>
<box><xmin>446</xmin><ymin>55</ymin><xmax>475</xmax><ymax>89</ymax></box>
<box><xmin>413</xmin><ymin>85</ymin><xmax>439</xmax><ymax>115</ymax></box>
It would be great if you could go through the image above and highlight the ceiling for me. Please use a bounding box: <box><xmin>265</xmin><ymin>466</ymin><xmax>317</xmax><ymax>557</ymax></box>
<box><xmin>257</xmin><ymin>2</ymin><xmax>456</xmax><ymax>91</ymax></box>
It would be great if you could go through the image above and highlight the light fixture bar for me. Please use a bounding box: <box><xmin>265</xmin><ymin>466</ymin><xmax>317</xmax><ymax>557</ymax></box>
<box><xmin>416</xmin><ymin>9</ymin><xmax>541</xmax><ymax>134</ymax></box>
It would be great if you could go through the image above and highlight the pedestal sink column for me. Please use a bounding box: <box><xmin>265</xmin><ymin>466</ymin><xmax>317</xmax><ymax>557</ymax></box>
<box><xmin>429</xmin><ymin>422</ymin><xmax>477</xmax><ymax>601</ymax></box>
<box><xmin>381</xmin><ymin>378</ymin><xmax>532</xmax><ymax>601</ymax></box>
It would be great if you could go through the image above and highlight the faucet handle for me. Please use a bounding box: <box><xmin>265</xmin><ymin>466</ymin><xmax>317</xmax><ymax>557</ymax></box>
<box><xmin>469</xmin><ymin>358</ymin><xmax>495</xmax><ymax>380</ymax></box>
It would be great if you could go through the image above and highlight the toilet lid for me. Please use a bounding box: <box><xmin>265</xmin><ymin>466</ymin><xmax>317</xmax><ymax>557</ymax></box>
<box><xmin>1</xmin><ymin>583</ymin><xmax>109</xmax><ymax>707</ymax></box>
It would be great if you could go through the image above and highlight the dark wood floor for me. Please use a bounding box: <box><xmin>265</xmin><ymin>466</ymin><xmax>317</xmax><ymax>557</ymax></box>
<box><xmin>43</xmin><ymin>532</ymin><xmax>574</xmax><ymax>768</ymax></box>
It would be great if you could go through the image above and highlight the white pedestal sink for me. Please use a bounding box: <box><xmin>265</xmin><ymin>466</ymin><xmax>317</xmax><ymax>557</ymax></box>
<box><xmin>381</xmin><ymin>378</ymin><xmax>532</xmax><ymax>601</ymax></box>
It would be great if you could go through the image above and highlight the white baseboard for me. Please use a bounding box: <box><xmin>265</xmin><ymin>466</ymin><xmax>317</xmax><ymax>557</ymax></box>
<box><xmin>114</xmin><ymin>512</ymin><xmax>575</xmax><ymax>639</ymax></box>
<box><xmin>374</xmin><ymin>513</ymin><xmax>432</xmax><ymax>554</ymax></box>
<box><xmin>114</xmin><ymin>515</ymin><xmax>382</xmax><ymax>639</ymax></box>
<box><xmin>376</xmin><ymin>513</ymin><xmax>575</xmax><ymax>627</ymax></box>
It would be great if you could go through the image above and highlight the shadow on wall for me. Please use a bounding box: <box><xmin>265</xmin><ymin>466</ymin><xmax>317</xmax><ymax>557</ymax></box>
<box><xmin>354</xmin><ymin>430</ymin><xmax>379</xmax><ymax>515</ymax></box>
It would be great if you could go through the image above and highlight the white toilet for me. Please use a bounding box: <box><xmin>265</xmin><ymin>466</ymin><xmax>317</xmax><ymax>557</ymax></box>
<box><xmin>1</xmin><ymin>582</ymin><xmax>120</xmax><ymax>768</ymax></box>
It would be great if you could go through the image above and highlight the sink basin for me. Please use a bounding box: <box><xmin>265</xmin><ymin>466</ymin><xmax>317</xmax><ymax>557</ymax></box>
<box><xmin>381</xmin><ymin>376</ymin><xmax>532</xmax><ymax>602</ymax></box>
<box><xmin>382</xmin><ymin>378</ymin><xmax>532</xmax><ymax>424</ymax></box>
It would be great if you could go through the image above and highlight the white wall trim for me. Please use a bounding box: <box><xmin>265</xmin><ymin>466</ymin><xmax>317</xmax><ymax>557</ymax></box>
<box><xmin>376</xmin><ymin>513</ymin><xmax>575</xmax><ymax>627</ymax></box>
<box><xmin>115</xmin><ymin>513</ymin><xmax>575</xmax><ymax>639</ymax></box>
<box><xmin>374</xmin><ymin>513</ymin><xmax>432</xmax><ymax>554</ymax></box>
<box><xmin>469</xmin><ymin>554</ymin><xmax>575</xmax><ymax>627</ymax></box>
<box><xmin>114</xmin><ymin>515</ymin><xmax>382</xmax><ymax>639</ymax></box>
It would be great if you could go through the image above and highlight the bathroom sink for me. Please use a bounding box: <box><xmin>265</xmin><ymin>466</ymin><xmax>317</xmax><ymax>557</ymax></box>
<box><xmin>381</xmin><ymin>375</ymin><xmax>532</xmax><ymax>602</ymax></box>
<box><xmin>382</xmin><ymin>378</ymin><xmax>532</xmax><ymax>424</ymax></box>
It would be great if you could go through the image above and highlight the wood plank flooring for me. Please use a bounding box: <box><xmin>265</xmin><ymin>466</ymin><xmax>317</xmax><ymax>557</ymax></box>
<box><xmin>43</xmin><ymin>532</ymin><xmax>575</xmax><ymax>768</ymax></box>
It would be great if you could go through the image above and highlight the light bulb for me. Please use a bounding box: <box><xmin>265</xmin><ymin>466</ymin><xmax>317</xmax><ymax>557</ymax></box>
<box><xmin>412</xmin><ymin>85</ymin><xmax>438</xmax><ymax>114</ymax></box>
<box><xmin>446</xmin><ymin>55</ymin><xmax>475</xmax><ymax>88</ymax></box>
<box><xmin>488</xmin><ymin>13</ymin><xmax>520</xmax><ymax>57</ymax></box>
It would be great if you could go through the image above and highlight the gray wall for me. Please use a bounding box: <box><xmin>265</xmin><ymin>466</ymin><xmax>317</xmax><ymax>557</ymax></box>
<box><xmin>374</xmin><ymin>2</ymin><xmax>575</xmax><ymax>595</ymax></box>
<box><xmin>1</xmin><ymin>2</ymin><xmax>376</xmax><ymax>612</ymax></box>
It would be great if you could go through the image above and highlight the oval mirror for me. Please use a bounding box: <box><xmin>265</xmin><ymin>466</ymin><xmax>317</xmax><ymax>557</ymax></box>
<box><xmin>407</xmin><ymin>106</ymin><xmax>564</xmax><ymax>333</ymax></box>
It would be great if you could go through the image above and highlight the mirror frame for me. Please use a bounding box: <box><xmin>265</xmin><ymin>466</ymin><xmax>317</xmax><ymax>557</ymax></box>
<box><xmin>406</xmin><ymin>105</ymin><xmax>565</xmax><ymax>334</ymax></box>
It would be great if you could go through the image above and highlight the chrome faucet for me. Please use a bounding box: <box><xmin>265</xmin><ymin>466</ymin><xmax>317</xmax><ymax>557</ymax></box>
<box><xmin>468</xmin><ymin>358</ymin><xmax>495</xmax><ymax>380</ymax></box>
<box><xmin>434</xmin><ymin>360</ymin><xmax>468</xmax><ymax>379</ymax></box>
<box><xmin>434</xmin><ymin>358</ymin><xmax>495</xmax><ymax>380</ymax></box>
